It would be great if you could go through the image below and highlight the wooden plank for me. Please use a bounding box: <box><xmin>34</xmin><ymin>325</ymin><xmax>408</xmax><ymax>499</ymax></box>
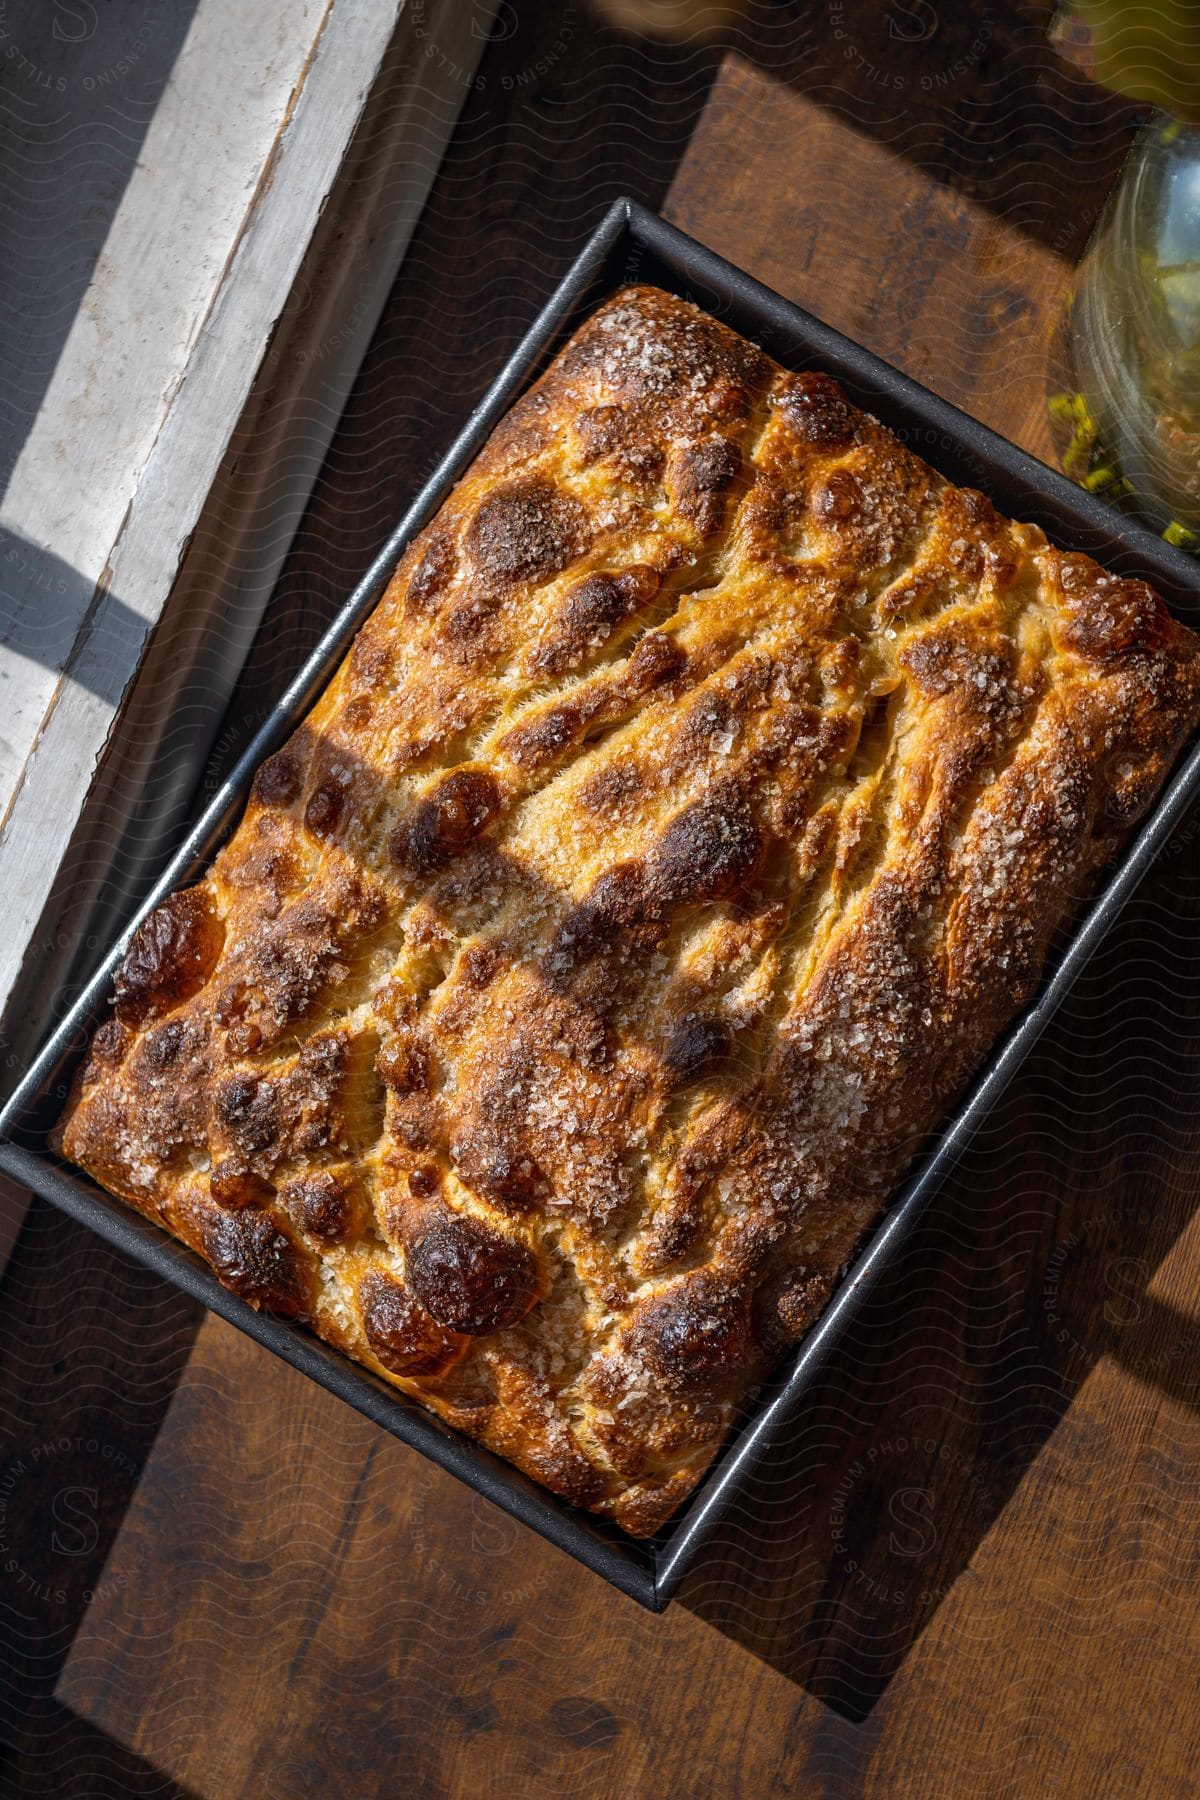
<box><xmin>55</xmin><ymin>1292</ymin><xmax>1200</xmax><ymax>1796</ymax></box>
<box><xmin>56</xmin><ymin>1313</ymin><xmax>774</xmax><ymax>1800</ymax></box>
<box><xmin>665</xmin><ymin>52</ymin><xmax>1069</xmax><ymax>460</ymax></box>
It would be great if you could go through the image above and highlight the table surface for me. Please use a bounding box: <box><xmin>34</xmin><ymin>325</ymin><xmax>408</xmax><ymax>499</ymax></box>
<box><xmin>4</xmin><ymin>4</ymin><xmax>1200</xmax><ymax>1796</ymax></box>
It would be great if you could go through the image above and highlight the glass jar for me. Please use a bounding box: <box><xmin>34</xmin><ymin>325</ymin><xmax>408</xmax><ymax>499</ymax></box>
<box><xmin>1059</xmin><ymin>113</ymin><xmax>1200</xmax><ymax>547</ymax></box>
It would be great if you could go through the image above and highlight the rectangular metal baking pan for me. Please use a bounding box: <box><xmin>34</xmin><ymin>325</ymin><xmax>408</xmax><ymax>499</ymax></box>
<box><xmin>3</xmin><ymin>198</ymin><xmax>1199</xmax><ymax>1612</ymax></box>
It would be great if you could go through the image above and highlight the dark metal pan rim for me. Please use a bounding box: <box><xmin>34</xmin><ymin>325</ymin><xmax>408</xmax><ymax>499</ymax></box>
<box><xmin>2</xmin><ymin>197</ymin><xmax>1197</xmax><ymax>1613</ymax></box>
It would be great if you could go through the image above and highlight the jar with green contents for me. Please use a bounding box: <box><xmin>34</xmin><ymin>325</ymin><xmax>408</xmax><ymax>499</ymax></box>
<box><xmin>1062</xmin><ymin>114</ymin><xmax>1200</xmax><ymax>546</ymax></box>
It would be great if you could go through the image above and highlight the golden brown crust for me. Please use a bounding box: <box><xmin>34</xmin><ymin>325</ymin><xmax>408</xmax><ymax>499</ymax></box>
<box><xmin>55</xmin><ymin>287</ymin><xmax>1200</xmax><ymax>1535</ymax></box>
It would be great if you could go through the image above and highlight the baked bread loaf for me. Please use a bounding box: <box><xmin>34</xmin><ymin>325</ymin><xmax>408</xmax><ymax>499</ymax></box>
<box><xmin>56</xmin><ymin>287</ymin><xmax>1200</xmax><ymax>1535</ymax></box>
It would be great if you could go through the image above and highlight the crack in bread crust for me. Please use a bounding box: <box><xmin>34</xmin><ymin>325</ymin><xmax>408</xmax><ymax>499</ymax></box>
<box><xmin>55</xmin><ymin>287</ymin><xmax>1200</xmax><ymax>1537</ymax></box>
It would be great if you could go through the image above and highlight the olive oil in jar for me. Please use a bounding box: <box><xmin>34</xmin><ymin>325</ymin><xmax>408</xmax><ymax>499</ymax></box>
<box><xmin>1063</xmin><ymin>116</ymin><xmax>1200</xmax><ymax>545</ymax></box>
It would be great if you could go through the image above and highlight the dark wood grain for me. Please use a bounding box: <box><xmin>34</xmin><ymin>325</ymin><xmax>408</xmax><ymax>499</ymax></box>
<box><xmin>6</xmin><ymin>2</ymin><xmax>1200</xmax><ymax>1795</ymax></box>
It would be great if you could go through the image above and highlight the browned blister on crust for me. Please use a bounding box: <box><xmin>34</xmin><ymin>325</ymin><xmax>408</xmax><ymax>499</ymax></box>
<box><xmin>55</xmin><ymin>286</ymin><xmax>1200</xmax><ymax>1535</ymax></box>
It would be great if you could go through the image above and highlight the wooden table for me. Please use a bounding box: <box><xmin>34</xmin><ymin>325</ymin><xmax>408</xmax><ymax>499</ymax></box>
<box><xmin>4</xmin><ymin>4</ymin><xmax>1199</xmax><ymax>1794</ymax></box>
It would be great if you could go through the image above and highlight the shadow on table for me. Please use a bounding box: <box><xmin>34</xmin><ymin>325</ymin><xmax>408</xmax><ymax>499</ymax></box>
<box><xmin>0</xmin><ymin>1194</ymin><xmax>204</xmax><ymax>1793</ymax></box>
<box><xmin>705</xmin><ymin>0</ymin><xmax>1139</xmax><ymax>263</ymax></box>
<box><xmin>0</xmin><ymin>1702</ymin><xmax>203</xmax><ymax>1800</ymax></box>
<box><xmin>677</xmin><ymin>848</ymin><xmax>1200</xmax><ymax>1720</ymax></box>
